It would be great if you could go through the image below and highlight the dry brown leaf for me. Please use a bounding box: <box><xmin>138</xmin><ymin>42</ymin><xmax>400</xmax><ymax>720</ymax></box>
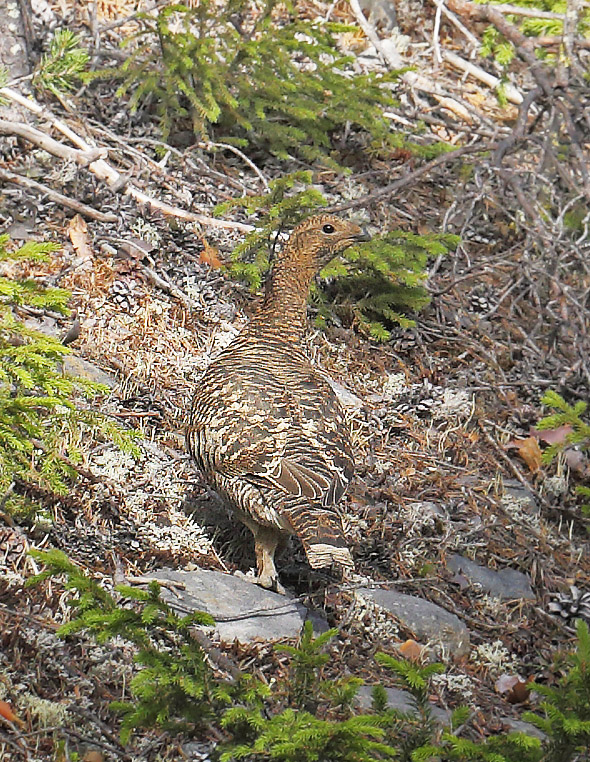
<box><xmin>68</xmin><ymin>214</ymin><xmax>93</xmax><ymax>261</ymax></box>
<box><xmin>398</xmin><ymin>639</ymin><xmax>425</xmax><ymax>662</ymax></box>
<box><xmin>495</xmin><ymin>674</ymin><xmax>530</xmax><ymax>704</ymax></box>
<box><xmin>0</xmin><ymin>699</ymin><xmax>23</xmax><ymax>726</ymax></box>
<box><xmin>506</xmin><ymin>437</ymin><xmax>543</xmax><ymax>472</ymax></box>
<box><xmin>199</xmin><ymin>237</ymin><xmax>223</xmax><ymax>269</ymax></box>
<box><xmin>83</xmin><ymin>752</ymin><xmax>104</xmax><ymax>762</ymax></box>
<box><xmin>531</xmin><ymin>425</ymin><xmax>573</xmax><ymax>445</ymax></box>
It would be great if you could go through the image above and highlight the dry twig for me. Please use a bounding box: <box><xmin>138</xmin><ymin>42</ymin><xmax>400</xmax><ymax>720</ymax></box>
<box><xmin>0</xmin><ymin>88</ymin><xmax>254</xmax><ymax>232</ymax></box>
<box><xmin>0</xmin><ymin>165</ymin><xmax>118</xmax><ymax>223</ymax></box>
<box><xmin>330</xmin><ymin>142</ymin><xmax>494</xmax><ymax>211</ymax></box>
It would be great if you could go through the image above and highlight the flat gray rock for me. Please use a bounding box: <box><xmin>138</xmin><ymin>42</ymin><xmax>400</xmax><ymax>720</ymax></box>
<box><xmin>502</xmin><ymin>478</ymin><xmax>539</xmax><ymax>511</ymax></box>
<box><xmin>62</xmin><ymin>355</ymin><xmax>117</xmax><ymax>388</ymax></box>
<box><xmin>502</xmin><ymin>717</ymin><xmax>546</xmax><ymax>740</ymax></box>
<box><xmin>448</xmin><ymin>555</ymin><xmax>535</xmax><ymax>600</ymax></box>
<box><xmin>357</xmin><ymin>589</ymin><xmax>470</xmax><ymax>658</ymax></box>
<box><xmin>356</xmin><ymin>685</ymin><xmax>450</xmax><ymax>724</ymax></box>
<box><xmin>144</xmin><ymin>568</ymin><xmax>307</xmax><ymax>643</ymax></box>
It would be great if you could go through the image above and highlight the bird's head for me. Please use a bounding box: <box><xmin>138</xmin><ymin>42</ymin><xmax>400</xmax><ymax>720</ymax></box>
<box><xmin>280</xmin><ymin>214</ymin><xmax>370</xmax><ymax>272</ymax></box>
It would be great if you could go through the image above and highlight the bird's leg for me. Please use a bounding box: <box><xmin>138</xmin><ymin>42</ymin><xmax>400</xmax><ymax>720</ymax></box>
<box><xmin>254</xmin><ymin>526</ymin><xmax>286</xmax><ymax>595</ymax></box>
<box><xmin>238</xmin><ymin>521</ymin><xmax>286</xmax><ymax>594</ymax></box>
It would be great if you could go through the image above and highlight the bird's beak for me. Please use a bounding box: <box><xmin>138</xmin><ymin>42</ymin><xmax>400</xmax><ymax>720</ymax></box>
<box><xmin>354</xmin><ymin>229</ymin><xmax>371</xmax><ymax>243</ymax></box>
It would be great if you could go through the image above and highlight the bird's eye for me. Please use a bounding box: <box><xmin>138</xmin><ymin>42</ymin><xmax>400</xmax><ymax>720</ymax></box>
<box><xmin>322</xmin><ymin>224</ymin><xmax>335</xmax><ymax>234</ymax></box>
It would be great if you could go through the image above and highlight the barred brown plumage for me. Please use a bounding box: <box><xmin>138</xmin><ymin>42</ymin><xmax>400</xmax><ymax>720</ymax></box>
<box><xmin>186</xmin><ymin>214</ymin><xmax>369</xmax><ymax>592</ymax></box>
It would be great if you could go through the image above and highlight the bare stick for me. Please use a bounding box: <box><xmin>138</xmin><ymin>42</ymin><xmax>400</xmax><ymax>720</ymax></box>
<box><xmin>535</xmin><ymin>34</ymin><xmax>590</xmax><ymax>48</ymax></box>
<box><xmin>349</xmin><ymin>0</ymin><xmax>477</xmax><ymax>123</ymax></box>
<box><xmin>348</xmin><ymin>0</ymin><xmax>400</xmax><ymax>68</ymax></box>
<box><xmin>492</xmin><ymin>86</ymin><xmax>543</xmax><ymax>164</ymax></box>
<box><xmin>433</xmin><ymin>0</ymin><xmax>444</xmax><ymax>64</ymax></box>
<box><xmin>199</xmin><ymin>140</ymin><xmax>269</xmax><ymax>190</ymax></box>
<box><xmin>482</xmin><ymin>3</ymin><xmax>566</xmax><ymax>19</ymax></box>
<box><xmin>0</xmin><ymin>87</ymin><xmax>92</xmax><ymax>148</ymax></box>
<box><xmin>431</xmin><ymin>0</ymin><xmax>480</xmax><ymax>47</ymax></box>
<box><xmin>0</xmin><ymin>88</ymin><xmax>254</xmax><ymax>232</ymax></box>
<box><xmin>448</xmin><ymin>0</ymin><xmax>555</xmax><ymax>95</ymax></box>
<box><xmin>329</xmin><ymin>142</ymin><xmax>493</xmax><ymax>211</ymax></box>
<box><xmin>443</xmin><ymin>51</ymin><xmax>524</xmax><ymax>105</ymax></box>
<box><xmin>0</xmin><ymin>119</ymin><xmax>102</xmax><ymax>164</ymax></box>
<box><xmin>0</xmin><ymin>167</ymin><xmax>118</xmax><ymax>222</ymax></box>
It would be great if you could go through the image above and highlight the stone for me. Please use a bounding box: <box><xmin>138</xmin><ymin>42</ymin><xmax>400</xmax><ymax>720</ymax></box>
<box><xmin>447</xmin><ymin>555</ymin><xmax>535</xmax><ymax>601</ymax></box>
<box><xmin>501</xmin><ymin>717</ymin><xmax>546</xmax><ymax>740</ymax></box>
<box><xmin>357</xmin><ymin>589</ymin><xmax>470</xmax><ymax>658</ymax></box>
<box><xmin>23</xmin><ymin>315</ymin><xmax>117</xmax><ymax>387</ymax></box>
<box><xmin>502</xmin><ymin>478</ymin><xmax>538</xmax><ymax>508</ymax></box>
<box><xmin>144</xmin><ymin>568</ymin><xmax>307</xmax><ymax>642</ymax></box>
<box><xmin>355</xmin><ymin>685</ymin><xmax>451</xmax><ymax>724</ymax></box>
<box><xmin>62</xmin><ymin>355</ymin><xmax>117</xmax><ymax>388</ymax></box>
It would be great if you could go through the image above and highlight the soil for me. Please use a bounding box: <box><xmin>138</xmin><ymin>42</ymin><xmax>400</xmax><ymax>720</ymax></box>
<box><xmin>1</xmin><ymin>0</ymin><xmax>589</xmax><ymax>759</ymax></box>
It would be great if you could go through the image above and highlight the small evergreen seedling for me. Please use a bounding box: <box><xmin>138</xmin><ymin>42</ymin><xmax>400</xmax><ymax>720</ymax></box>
<box><xmin>29</xmin><ymin>549</ymin><xmax>244</xmax><ymax>743</ymax></box>
<box><xmin>218</xmin><ymin>173</ymin><xmax>459</xmax><ymax>339</ymax></box>
<box><xmin>537</xmin><ymin>390</ymin><xmax>590</xmax><ymax>517</ymax></box>
<box><xmin>33</xmin><ymin>30</ymin><xmax>90</xmax><ymax>97</ymax></box>
<box><xmin>104</xmin><ymin>0</ymin><xmax>405</xmax><ymax>167</ymax></box>
<box><xmin>222</xmin><ymin>621</ymin><xmax>397</xmax><ymax>761</ymax></box>
<box><xmin>27</xmin><ymin>550</ymin><xmax>590</xmax><ymax>760</ymax></box>
<box><xmin>0</xmin><ymin>236</ymin><xmax>137</xmax><ymax>510</ymax></box>
<box><xmin>523</xmin><ymin>619</ymin><xmax>590</xmax><ymax>761</ymax></box>
<box><xmin>276</xmin><ymin>620</ymin><xmax>338</xmax><ymax>711</ymax></box>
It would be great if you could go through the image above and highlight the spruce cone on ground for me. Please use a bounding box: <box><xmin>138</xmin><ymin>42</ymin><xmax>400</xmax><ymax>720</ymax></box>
<box><xmin>186</xmin><ymin>214</ymin><xmax>369</xmax><ymax>592</ymax></box>
<box><xmin>548</xmin><ymin>586</ymin><xmax>590</xmax><ymax>624</ymax></box>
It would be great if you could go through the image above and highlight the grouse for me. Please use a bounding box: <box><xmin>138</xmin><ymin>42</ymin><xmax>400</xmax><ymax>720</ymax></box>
<box><xmin>186</xmin><ymin>214</ymin><xmax>369</xmax><ymax>592</ymax></box>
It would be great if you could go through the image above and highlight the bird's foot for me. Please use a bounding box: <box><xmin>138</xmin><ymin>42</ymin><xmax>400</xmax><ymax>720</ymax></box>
<box><xmin>257</xmin><ymin>572</ymin><xmax>286</xmax><ymax>596</ymax></box>
<box><xmin>233</xmin><ymin>569</ymin><xmax>286</xmax><ymax>595</ymax></box>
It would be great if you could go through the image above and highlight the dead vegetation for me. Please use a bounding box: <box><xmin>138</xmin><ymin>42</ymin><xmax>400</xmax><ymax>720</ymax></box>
<box><xmin>1</xmin><ymin>0</ymin><xmax>589</xmax><ymax>759</ymax></box>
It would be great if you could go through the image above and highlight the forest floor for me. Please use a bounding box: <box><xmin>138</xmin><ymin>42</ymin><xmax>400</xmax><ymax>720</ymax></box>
<box><xmin>1</xmin><ymin>0</ymin><xmax>589</xmax><ymax>760</ymax></box>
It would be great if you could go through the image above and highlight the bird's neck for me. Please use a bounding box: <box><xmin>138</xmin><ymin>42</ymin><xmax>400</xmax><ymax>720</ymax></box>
<box><xmin>249</xmin><ymin>258</ymin><xmax>316</xmax><ymax>343</ymax></box>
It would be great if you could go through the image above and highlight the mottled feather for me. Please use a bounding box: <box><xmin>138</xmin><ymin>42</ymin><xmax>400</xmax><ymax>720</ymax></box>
<box><xmin>186</xmin><ymin>214</ymin><xmax>368</xmax><ymax>590</ymax></box>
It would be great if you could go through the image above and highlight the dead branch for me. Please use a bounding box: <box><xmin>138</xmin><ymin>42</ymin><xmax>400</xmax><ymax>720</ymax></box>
<box><xmin>447</xmin><ymin>0</ymin><xmax>555</xmax><ymax>96</ymax></box>
<box><xmin>0</xmin><ymin>119</ymin><xmax>103</xmax><ymax>164</ymax></box>
<box><xmin>430</xmin><ymin>0</ymin><xmax>481</xmax><ymax>48</ymax></box>
<box><xmin>0</xmin><ymin>166</ymin><xmax>118</xmax><ymax>223</ymax></box>
<box><xmin>329</xmin><ymin>142</ymin><xmax>494</xmax><ymax>211</ymax></box>
<box><xmin>0</xmin><ymin>87</ymin><xmax>254</xmax><ymax>233</ymax></box>
<box><xmin>483</xmin><ymin>3</ymin><xmax>567</xmax><ymax>19</ymax></box>
<box><xmin>350</xmin><ymin>0</ymin><xmax>478</xmax><ymax>125</ymax></box>
<box><xmin>535</xmin><ymin>34</ymin><xmax>590</xmax><ymax>47</ymax></box>
<box><xmin>492</xmin><ymin>86</ymin><xmax>543</xmax><ymax>164</ymax></box>
<box><xmin>443</xmin><ymin>51</ymin><xmax>524</xmax><ymax>105</ymax></box>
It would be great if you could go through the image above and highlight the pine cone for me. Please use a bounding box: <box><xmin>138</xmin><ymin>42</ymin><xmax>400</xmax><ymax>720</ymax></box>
<box><xmin>548</xmin><ymin>586</ymin><xmax>590</xmax><ymax>624</ymax></box>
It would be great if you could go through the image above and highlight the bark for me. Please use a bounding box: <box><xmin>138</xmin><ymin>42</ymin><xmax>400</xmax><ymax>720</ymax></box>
<box><xmin>0</xmin><ymin>0</ymin><xmax>33</xmax><ymax>122</ymax></box>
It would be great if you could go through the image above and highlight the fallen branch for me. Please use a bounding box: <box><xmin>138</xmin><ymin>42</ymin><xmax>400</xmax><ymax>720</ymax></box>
<box><xmin>349</xmin><ymin>0</ymin><xmax>477</xmax><ymax>124</ymax></box>
<box><xmin>0</xmin><ymin>88</ymin><xmax>254</xmax><ymax>233</ymax></box>
<box><xmin>447</xmin><ymin>0</ymin><xmax>555</xmax><ymax>96</ymax></box>
<box><xmin>0</xmin><ymin>119</ymin><xmax>102</xmax><ymax>164</ymax></box>
<box><xmin>535</xmin><ymin>34</ymin><xmax>590</xmax><ymax>48</ymax></box>
<box><xmin>483</xmin><ymin>2</ymin><xmax>567</xmax><ymax>19</ymax></box>
<box><xmin>329</xmin><ymin>142</ymin><xmax>494</xmax><ymax>211</ymax></box>
<box><xmin>492</xmin><ymin>86</ymin><xmax>543</xmax><ymax>164</ymax></box>
<box><xmin>443</xmin><ymin>51</ymin><xmax>523</xmax><ymax>105</ymax></box>
<box><xmin>430</xmin><ymin>0</ymin><xmax>481</xmax><ymax>48</ymax></box>
<box><xmin>0</xmin><ymin>166</ymin><xmax>118</xmax><ymax>223</ymax></box>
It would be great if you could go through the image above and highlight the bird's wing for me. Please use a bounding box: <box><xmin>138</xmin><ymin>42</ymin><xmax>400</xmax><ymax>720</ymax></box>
<box><xmin>188</xmin><ymin>365</ymin><xmax>353</xmax><ymax>507</ymax></box>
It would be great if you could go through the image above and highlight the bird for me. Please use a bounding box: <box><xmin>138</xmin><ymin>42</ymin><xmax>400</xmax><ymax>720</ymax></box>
<box><xmin>186</xmin><ymin>214</ymin><xmax>369</xmax><ymax>592</ymax></box>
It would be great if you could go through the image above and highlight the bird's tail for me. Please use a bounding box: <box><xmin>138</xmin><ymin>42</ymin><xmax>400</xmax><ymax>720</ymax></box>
<box><xmin>284</xmin><ymin>506</ymin><xmax>353</xmax><ymax>569</ymax></box>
